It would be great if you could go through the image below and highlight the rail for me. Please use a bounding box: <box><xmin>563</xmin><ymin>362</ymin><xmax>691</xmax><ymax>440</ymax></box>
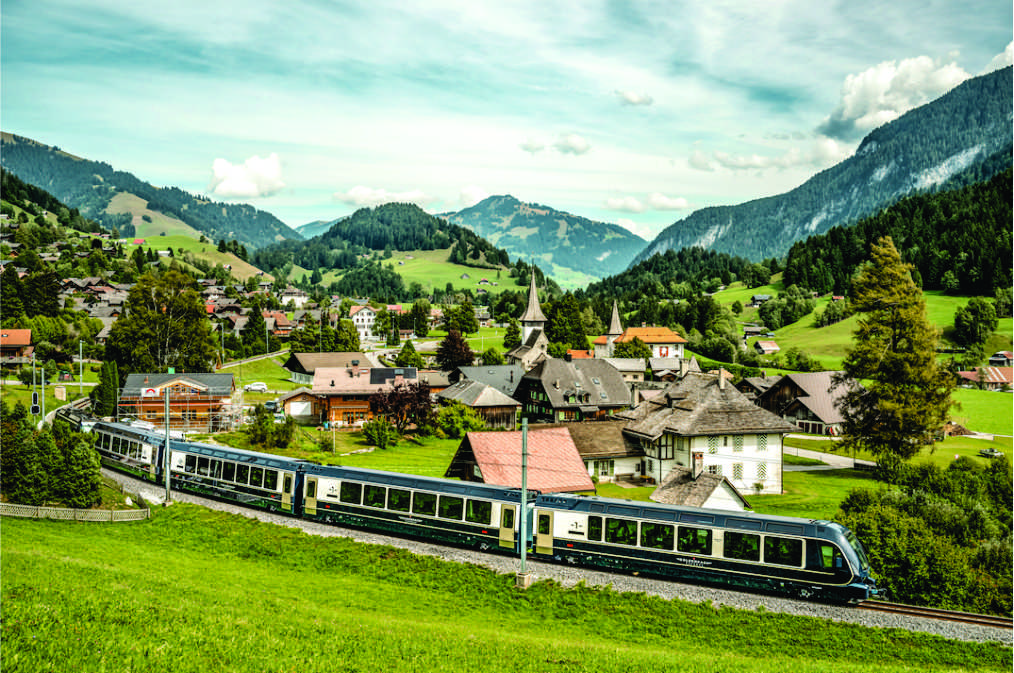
<box><xmin>856</xmin><ymin>600</ymin><xmax>1013</xmax><ymax>629</ymax></box>
<box><xmin>0</xmin><ymin>502</ymin><xmax>150</xmax><ymax>522</ymax></box>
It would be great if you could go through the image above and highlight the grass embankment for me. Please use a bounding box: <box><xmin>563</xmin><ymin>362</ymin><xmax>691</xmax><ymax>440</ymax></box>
<box><xmin>3</xmin><ymin>507</ymin><xmax>1008</xmax><ymax>673</ymax></box>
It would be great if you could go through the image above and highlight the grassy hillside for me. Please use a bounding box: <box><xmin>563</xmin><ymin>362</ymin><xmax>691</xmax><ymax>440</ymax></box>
<box><xmin>124</xmin><ymin>234</ymin><xmax>269</xmax><ymax>281</ymax></box>
<box><xmin>107</xmin><ymin>192</ymin><xmax>199</xmax><ymax>238</ymax></box>
<box><xmin>3</xmin><ymin>509</ymin><xmax>1007</xmax><ymax>672</ymax></box>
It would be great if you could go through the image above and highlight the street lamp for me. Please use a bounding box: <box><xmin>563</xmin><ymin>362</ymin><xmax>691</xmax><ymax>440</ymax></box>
<box><xmin>79</xmin><ymin>340</ymin><xmax>84</xmax><ymax>398</ymax></box>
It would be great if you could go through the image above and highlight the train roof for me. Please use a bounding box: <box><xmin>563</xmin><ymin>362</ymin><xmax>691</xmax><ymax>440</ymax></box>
<box><xmin>303</xmin><ymin>462</ymin><xmax>531</xmax><ymax>502</ymax></box>
<box><xmin>535</xmin><ymin>492</ymin><xmax>840</xmax><ymax>538</ymax></box>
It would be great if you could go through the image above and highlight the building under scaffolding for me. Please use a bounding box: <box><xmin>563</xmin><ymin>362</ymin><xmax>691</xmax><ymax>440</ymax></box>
<box><xmin>117</xmin><ymin>372</ymin><xmax>242</xmax><ymax>432</ymax></box>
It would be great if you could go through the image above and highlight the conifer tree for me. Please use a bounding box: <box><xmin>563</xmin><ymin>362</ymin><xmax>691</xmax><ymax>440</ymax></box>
<box><xmin>835</xmin><ymin>237</ymin><xmax>954</xmax><ymax>470</ymax></box>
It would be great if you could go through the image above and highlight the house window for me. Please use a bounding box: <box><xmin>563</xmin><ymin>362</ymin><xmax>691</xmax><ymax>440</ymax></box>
<box><xmin>733</xmin><ymin>435</ymin><xmax>743</xmax><ymax>452</ymax></box>
<box><xmin>757</xmin><ymin>463</ymin><xmax>767</xmax><ymax>480</ymax></box>
<box><xmin>707</xmin><ymin>436</ymin><xmax>718</xmax><ymax>454</ymax></box>
<box><xmin>732</xmin><ymin>463</ymin><xmax>743</xmax><ymax>480</ymax></box>
<box><xmin>706</xmin><ymin>465</ymin><xmax>721</xmax><ymax>476</ymax></box>
<box><xmin>723</xmin><ymin>435</ymin><xmax>728</xmax><ymax>446</ymax></box>
<box><xmin>757</xmin><ymin>434</ymin><xmax>767</xmax><ymax>452</ymax></box>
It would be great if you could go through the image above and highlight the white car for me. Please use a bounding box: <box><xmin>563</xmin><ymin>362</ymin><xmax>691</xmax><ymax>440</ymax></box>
<box><xmin>244</xmin><ymin>382</ymin><xmax>268</xmax><ymax>392</ymax></box>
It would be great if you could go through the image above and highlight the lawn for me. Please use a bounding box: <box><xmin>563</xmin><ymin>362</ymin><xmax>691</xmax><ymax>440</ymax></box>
<box><xmin>750</xmin><ymin>469</ymin><xmax>880</xmax><ymax>520</ymax></box>
<box><xmin>219</xmin><ymin>353</ymin><xmax>297</xmax><ymax>396</ymax></box>
<box><xmin>4</xmin><ymin>508</ymin><xmax>1007</xmax><ymax>673</ymax></box>
<box><xmin>322</xmin><ymin>249</ymin><xmax>513</xmax><ymax>298</ymax></box>
<box><xmin>951</xmin><ymin>388</ymin><xmax>1014</xmax><ymax>435</ymax></box>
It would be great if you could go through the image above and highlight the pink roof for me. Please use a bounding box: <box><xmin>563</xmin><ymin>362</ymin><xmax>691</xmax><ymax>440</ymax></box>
<box><xmin>958</xmin><ymin>367</ymin><xmax>1013</xmax><ymax>385</ymax></box>
<box><xmin>0</xmin><ymin>329</ymin><xmax>32</xmax><ymax>347</ymax></box>
<box><xmin>462</xmin><ymin>428</ymin><xmax>594</xmax><ymax>493</ymax></box>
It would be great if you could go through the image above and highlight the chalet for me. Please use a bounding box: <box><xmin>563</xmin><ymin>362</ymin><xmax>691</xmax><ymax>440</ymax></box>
<box><xmin>417</xmin><ymin>369</ymin><xmax>451</xmax><ymax>395</ymax></box>
<box><xmin>437</xmin><ymin>379</ymin><xmax>520</xmax><ymax>429</ymax></box>
<box><xmin>957</xmin><ymin>367</ymin><xmax>1013</xmax><ymax>391</ymax></box>
<box><xmin>754</xmin><ymin>340</ymin><xmax>780</xmax><ymax>355</ymax></box>
<box><xmin>455</xmin><ymin>365</ymin><xmax>526</xmax><ymax>399</ymax></box>
<box><xmin>550</xmin><ymin>420</ymin><xmax>644</xmax><ymax>484</ymax></box>
<box><xmin>282</xmin><ymin>352</ymin><xmax>370</xmax><ymax>384</ymax></box>
<box><xmin>349</xmin><ymin>305</ymin><xmax>378</xmax><ymax>342</ymax></box>
<box><xmin>601</xmin><ymin>357</ymin><xmax>648</xmax><ymax>382</ymax></box>
<box><xmin>263</xmin><ymin>311</ymin><xmax>293</xmax><ymax>338</ymax></box>
<box><xmin>444</xmin><ymin>427</ymin><xmax>594</xmax><ymax>493</ymax></box>
<box><xmin>749</xmin><ymin>294</ymin><xmax>772</xmax><ymax>307</ymax></box>
<box><xmin>278</xmin><ymin>387</ymin><xmax>322</xmax><ymax>424</ymax></box>
<box><xmin>0</xmin><ymin>329</ymin><xmax>33</xmax><ymax>365</ymax></box>
<box><xmin>755</xmin><ymin>371</ymin><xmax>858</xmax><ymax>436</ymax></box>
<box><xmin>649</xmin><ymin>356</ymin><xmax>700</xmax><ymax>382</ymax></box>
<box><xmin>118</xmin><ymin>373</ymin><xmax>239</xmax><ymax>432</ymax></box>
<box><xmin>987</xmin><ymin>351</ymin><xmax>1013</xmax><ymax>367</ymax></box>
<box><xmin>312</xmin><ymin>365</ymin><xmax>418</xmax><ymax>428</ymax></box>
<box><xmin>735</xmin><ymin>374</ymin><xmax>781</xmax><ymax>401</ymax></box>
<box><xmin>592</xmin><ymin>301</ymin><xmax>687</xmax><ymax>359</ymax></box>
<box><xmin>278</xmin><ymin>287</ymin><xmax>310</xmax><ymax>309</ymax></box>
<box><xmin>615</xmin><ymin>372</ymin><xmax>796</xmax><ymax>495</ymax></box>
<box><xmin>516</xmin><ymin>357</ymin><xmax>630</xmax><ymax>423</ymax></box>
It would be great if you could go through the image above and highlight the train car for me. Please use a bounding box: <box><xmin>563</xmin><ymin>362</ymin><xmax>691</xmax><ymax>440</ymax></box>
<box><xmin>92</xmin><ymin>421</ymin><xmax>164</xmax><ymax>482</ymax></box>
<box><xmin>299</xmin><ymin>463</ymin><xmax>535</xmax><ymax>553</ymax></box>
<box><xmin>167</xmin><ymin>438</ymin><xmax>304</xmax><ymax>515</ymax></box>
<box><xmin>530</xmin><ymin>493</ymin><xmax>877</xmax><ymax>601</ymax></box>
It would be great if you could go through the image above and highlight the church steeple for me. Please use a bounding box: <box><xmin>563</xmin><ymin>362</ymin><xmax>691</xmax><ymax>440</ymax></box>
<box><xmin>520</xmin><ymin>272</ymin><xmax>546</xmax><ymax>342</ymax></box>
<box><xmin>607</xmin><ymin>300</ymin><xmax>623</xmax><ymax>336</ymax></box>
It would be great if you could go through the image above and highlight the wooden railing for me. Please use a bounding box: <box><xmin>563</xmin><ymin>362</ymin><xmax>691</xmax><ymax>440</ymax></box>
<box><xmin>0</xmin><ymin>502</ymin><xmax>150</xmax><ymax>522</ymax></box>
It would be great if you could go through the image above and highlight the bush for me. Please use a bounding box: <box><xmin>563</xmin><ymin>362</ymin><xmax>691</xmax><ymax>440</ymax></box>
<box><xmin>362</xmin><ymin>418</ymin><xmax>399</xmax><ymax>450</ymax></box>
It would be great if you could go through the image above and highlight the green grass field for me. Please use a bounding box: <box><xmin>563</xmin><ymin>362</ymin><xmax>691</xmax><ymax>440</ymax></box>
<box><xmin>3</xmin><ymin>507</ymin><xmax>1007</xmax><ymax>673</ymax></box>
<box><xmin>321</xmin><ymin>249</ymin><xmax>514</xmax><ymax>298</ymax></box>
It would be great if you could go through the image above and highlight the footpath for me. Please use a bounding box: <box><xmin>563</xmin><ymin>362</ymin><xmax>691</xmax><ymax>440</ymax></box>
<box><xmin>783</xmin><ymin>434</ymin><xmax>876</xmax><ymax>471</ymax></box>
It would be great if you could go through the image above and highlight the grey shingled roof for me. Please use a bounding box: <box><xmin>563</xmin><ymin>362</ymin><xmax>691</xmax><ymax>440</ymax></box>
<box><xmin>524</xmin><ymin>358</ymin><xmax>630</xmax><ymax>410</ymax></box>
<box><xmin>541</xmin><ymin>420</ymin><xmax>643</xmax><ymax>459</ymax></box>
<box><xmin>438</xmin><ymin>379</ymin><xmax>521</xmax><ymax>408</ymax></box>
<box><xmin>283</xmin><ymin>352</ymin><xmax>368</xmax><ymax>375</ymax></box>
<box><xmin>617</xmin><ymin>372</ymin><xmax>796</xmax><ymax>440</ymax></box>
<box><xmin>762</xmin><ymin>371</ymin><xmax>852</xmax><ymax>425</ymax></box>
<box><xmin>457</xmin><ymin>365</ymin><xmax>526</xmax><ymax>397</ymax></box>
<box><xmin>649</xmin><ymin>466</ymin><xmax>751</xmax><ymax>509</ymax></box>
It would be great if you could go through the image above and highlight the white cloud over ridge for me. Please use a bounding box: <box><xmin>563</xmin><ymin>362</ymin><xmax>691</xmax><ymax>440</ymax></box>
<box><xmin>607</xmin><ymin>192</ymin><xmax>689</xmax><ymax>213</ymax></box>
<box><xmin>615</xmin><ymin>90</ymin><xmax>653</xmax><ymax>106</ymax></box>
<box><xmin>817</xmin><ymin>56</ymin><xmax>970</xmax><ymax>140</ymax></box>
<box><xmin>690</xmin><ymin>138</ymin><xmax>850</xmax><ymax>173</ymax></box>
<box><xmin>207</xmin><ymin>153</ymin><xmax>284</xmax><ymax>199</ymax></box>
<box><xmin>333</xmin><ymin>185</ymin><xmax>436</xmax><ymax>208</ymax></box>
<box><xmin>982</xmin><ymin>41</ymin><xmax>1013</xmax><ymax>74</ymax></box>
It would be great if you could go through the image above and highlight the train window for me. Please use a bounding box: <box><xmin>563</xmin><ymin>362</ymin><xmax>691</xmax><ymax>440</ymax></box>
<box><xmin>604</xmin><ymin>518</ymin><xmax>637</xmax><ymax>546</ymax></box>
<box><xmin>222</xmin><ymin>461</ymin><xmax>236</xmax><ymax>482</ymax></box>
<box><xmin>185</xmin><ymin>455</ymin><xmax>197</xmax><ymax>473</ymax></box>
<box><xmin>236</xmin><ymin>464</ymin><xmax>249</xmax><ymax>484</ymax></box>
<box><xmin>413</xmin><ymin>492</ymin><xmax>437</xmax><ymax>517</ymax></box>
<box><xmin>388</xmin><ymin>488</ymin><xmax>411</xmax><ymax>512</ymax></box>
<box><xmin>129</xmin><ymin>442</ymin><xmax>139</xmax><ymax>459</ymax></box>
<box><xmin>249</xmin><ymin>467</ymin><xmax>264</xmax><ymax>488</ymax></box>
<box><xmin>364</xmin><ymin>485</ymin><xmax>386</xmax><ymax>508</ymax></box>
<box><xmin>263</xmin><ymin>470</ymin><xmax>278</xmax><ymax>491</ymax></box>
<box><xmin>211</xmin><ymin>460</ymin><xmax>222</xmax><ymax>479</ymax></box>
<box><xmin>538</xmin><ymin>514</ymin><xmax>551</xmax><ymax>535</ymax></box>
<box><xmin>502</xmin><ymin>508</ymin><xmax>515</xmax><ymax>529</ymax></box>
<box><xmin>640</xmin><ymin>522</ymin><xmax>675</xmax><ymax>550</ymax></box>
<box><xmin>306</xmin><ymin>480</ymin><xmax>316</xmax><ymax>498</ymax></box>
<box><xmin>818</xmin><ymin>543</ymin><xmax>844</xmax><ymax>570</ymax></box>
<box><xmin>587</xmin><ymin>516</ymin><xmax>602</xmax><ymax>541</ymax></box>
<box><xmin>438</xmin><ymin>495</ymin><xmax>464</xmax><ymax>520</ymax></box>
<box><xmin>196</xmin><ymin>457</ymin><xmax>209</xmax><ymax>476</ymax></box>
<box><xmin>724</xmin><ymin>531</ymin><xmax>760</xmax><ymax>561</ymax></box>
<box><xmin>340</xmin><ymin>482</ymin><xmax>363</xmax><ymax>504</ymax></box>
<box><xmin>764</xmin><ymin>536</ymin><xmax>803</xmax><ymax>566</ymax></box>
<box><xmin>464</xmin><ymin>500</ymin><xmax>492</xmax><ymax>525</ymax></box>
<box><xmin>283</xmin><ymin>474</ymin><xmax>293</xmax><ymax>493</ymax></box>
<box><xmin>677</xmin><ymin>526</ymin><xmax>712</xmax><ymax>555</ymax></box>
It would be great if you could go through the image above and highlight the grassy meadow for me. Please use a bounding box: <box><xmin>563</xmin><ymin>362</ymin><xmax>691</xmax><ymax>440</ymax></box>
<box><xmin>4</xmin><ymin>507</ymin><xmax>1009</xmax><ymax>673</ymax></box>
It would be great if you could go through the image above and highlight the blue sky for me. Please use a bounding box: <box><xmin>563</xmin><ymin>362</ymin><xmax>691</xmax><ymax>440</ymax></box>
<box><xmin>3</xmin><ymin>1</ymin><xmax>1011</xmax><ymax>240</ymax></box>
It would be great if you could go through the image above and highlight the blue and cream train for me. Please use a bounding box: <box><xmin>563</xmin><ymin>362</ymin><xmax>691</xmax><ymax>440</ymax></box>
<box><xmin>92</xmin><ymin>421</ymin><xmax>879</xmax><ymax>602</ymax></box>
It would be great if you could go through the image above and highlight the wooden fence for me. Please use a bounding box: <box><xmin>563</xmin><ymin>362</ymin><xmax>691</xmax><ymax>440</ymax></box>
<box><xmin>0</xmin><ymin>502</ymin><xmax>150</xmax><ymax>522</ymax></box>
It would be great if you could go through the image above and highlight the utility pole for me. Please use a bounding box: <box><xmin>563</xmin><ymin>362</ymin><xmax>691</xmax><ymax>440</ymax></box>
<box><xmin>517</xmin><ymin>417</ymin><xmax>531</xmax><ymax>588</ymax></box>
<box><xmin>79</xmin><ymin>340</ymin><xmax>84</xmax><ymax>398</ymax></box>
<box><xmin>164</xmin><ymin>387</ymin><xmax>171</xmax><ymax>502</ymax></box>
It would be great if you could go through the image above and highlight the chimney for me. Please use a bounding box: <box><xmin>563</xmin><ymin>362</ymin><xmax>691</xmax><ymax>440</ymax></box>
<box><xmin>510</xmin><ymin>369</ymin><xmax>514</xmax><ymax>383</ymax></box>
<box><xmin>351</xmin><ymin>360</ymin><xmax>360</xmax><ymax>378</ymax></box>
<box><xmin>564</xmin><ymin>352</ymin><xmax>572</xmax><ymax>362</ymax></box>
<box><xmin>719</xmin><ymin>369</ymin><xmax>727</xmax><ymax>390</ymax></box>
<box><xmin>692</xmin><ymin>451</ymin><xmax>704</xmax><ymax>480</ymax></box>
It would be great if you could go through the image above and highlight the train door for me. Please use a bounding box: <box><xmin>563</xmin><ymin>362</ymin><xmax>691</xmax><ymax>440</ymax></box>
<box><xmin>281</xmin><ymin>472</ymin><xmax>294</xmax><ymax>513</ymax></box>
<box><xmin>535</xmin><ymin>510</ymin><xmax>554</xmax><ymax>555</ymax></box>
<box><xmin>304</xmin><ymin>476</ymin><xmax>318</xmax><ymax>516</ymax></box>
<box><xmin>499</xmin><ymin>504</ymin><xmax>516</xmax><ymax>549</ymax></box>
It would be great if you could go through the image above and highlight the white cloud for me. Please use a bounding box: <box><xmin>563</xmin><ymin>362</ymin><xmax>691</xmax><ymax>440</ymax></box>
<box><xmin>206</xmin><ymin>152</ymin><xmax>284</xmax><ymax>199</ymax></box>
<box><xmin>688</xmin><ymin>150</ymin><xmax>715</xmax><ymax>171</ymax></box>
<box><xmin>519</xmin><ymin>137</ymin><xmax>546</xmax><ymax>154</ymax></box>
<box><xmin>606</xmin><ymin>196</ymin><xmax>646</xmax><ymax>213</ymax></box>
<box><xmin>690</xmin><ymin>138</ymin><xmax>850</xmax><ymax>173</ymax></box>
<box><xmin>982</xmin><ymin>41</ymin><xmax>1013</xmax><ymax>74</ymax></box>
<box><xmin>553</xmin><ymin>133</ymin><xmax>591</xmax><ymax>155</ymax></box>
<box><xmin>817</xmin><ymin>56</ymin><xmax>970</xmax><ymax>140</ymax></box>
<box><xmin>615</xmin><ymin>217</ymin><xmax>659</xmax><ymax>241</ymax></box>
<box><xmin>648</xmin><ymin>192</ymin><xmax>689</xmax><ymax>210</ymax></box>
<box><xmin>459</xmin><ymin>185</ymin><xmax>489</xmax><ymax>208</ymax></box>
<box><xmin>615</xmin><ymin>90</ymin><xmax>654</xmax><ymax>106</ymax></box>
<box><xmin>333</xmin><ymin>185</ymin><xmax>436</xmax><ymax>208</ymax></box>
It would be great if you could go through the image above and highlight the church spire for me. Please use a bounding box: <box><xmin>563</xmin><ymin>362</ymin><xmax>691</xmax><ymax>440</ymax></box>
<box><xmin>607</xmin><ymin>300</ymin><xmax>623</xmax><ymax>336</ymax></box>
<box><xmin>520</xmin><ymin>272</ymin><xmax>546</xmax><ymax>323</ymax></box>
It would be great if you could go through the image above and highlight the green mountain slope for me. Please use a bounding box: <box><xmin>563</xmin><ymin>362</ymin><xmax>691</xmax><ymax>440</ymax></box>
<box><xmin>0</xmin><ymin>132</ymin><xmax>303</xmax><ymax>250</ymax></box>
<box><xmin>633</xmin><ymin>66</ymin><xmax>1013</xmax><ymax>265</ymax></box>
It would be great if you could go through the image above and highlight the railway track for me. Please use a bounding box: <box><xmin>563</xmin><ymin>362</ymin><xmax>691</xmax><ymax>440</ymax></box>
<box><xmin>857</xmin><ymin>600</ymin><xmax>1013</xmax><ymax>629</ymax></box>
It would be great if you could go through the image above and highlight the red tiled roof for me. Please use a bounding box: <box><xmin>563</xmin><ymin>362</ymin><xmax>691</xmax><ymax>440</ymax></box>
<box><xmin>462</xmin><ymin>427</ymin><xmax>595</xmax><ymax>493</ymax></box>
<box><xmin>958</xmin><ymin>367</ymin><xmax>1013</xmax><ymax>385</ymax></box>
<box><xmin>0</xmin><ymin>329</ymin><xmax>32</xmax><ymax>347</ymax></box>
<box><xmin>594</xmin><ymin>326</ymin><xmax>687</xmax><ymax>346</ymax></box>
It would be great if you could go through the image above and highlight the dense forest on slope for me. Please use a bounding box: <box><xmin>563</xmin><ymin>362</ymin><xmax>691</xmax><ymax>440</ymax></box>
<box><xmin>1</xmin><ymin>169</ymin><xmax>104</xmax><ymax>234</ymax></box>
<box><xmin>633</xmin><ymin>67</ymin><xmax>1013</xmax><ymax>264</ymax></box>
<box><xmin>0</xmin><ymin>133</ymin><xmax>301</xmax><ymax>249</ymax></box>
<box><xmin>252</xmin><ymin>202</ymin><xmax>511</xmax><ymax>278</ymax></box>
<box><xmin>782</xmin><ymin>169</ymin><xmax>1013</xmax><ymax>296</ymax></box>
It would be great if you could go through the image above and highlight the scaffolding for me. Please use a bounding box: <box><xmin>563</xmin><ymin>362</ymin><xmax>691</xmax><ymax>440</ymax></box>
<box><xmin>116</xmin><ymin>384</ymin><xmax>244</xmax><ymax>433</ymax></box>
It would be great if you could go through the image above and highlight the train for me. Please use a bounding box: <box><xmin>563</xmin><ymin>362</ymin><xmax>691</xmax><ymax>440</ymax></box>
<box><xmin>91</xmin><ymin>420</ymin><xmax>879</xmax><ymax>602</ymax></box>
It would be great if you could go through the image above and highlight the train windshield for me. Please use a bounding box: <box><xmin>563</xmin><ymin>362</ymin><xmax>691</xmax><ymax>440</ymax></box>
<box><xmin>844</xmin><ymin>529</ymin><xmax>871</xmax><ymax>572</ymax></box>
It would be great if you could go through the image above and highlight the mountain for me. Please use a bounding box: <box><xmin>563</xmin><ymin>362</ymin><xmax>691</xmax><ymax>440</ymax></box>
<box><xmin>633</xmin><ymin>66</ymin><xmax>1013</xmax><ymax>266</ymax></box>
<box><xmin>443</xmin><ymin>195</ymin><xmax>646</xmax><ymax>279</ymax></box>
<box><xmin>295</xmin><ymin>219</ymin><xmax>337</xmax><ymax>239</ymax></box>
<box><xmin>0</xmin><ymin>132</ymin><xmax>303</xmax><ymax>250</ymax></box>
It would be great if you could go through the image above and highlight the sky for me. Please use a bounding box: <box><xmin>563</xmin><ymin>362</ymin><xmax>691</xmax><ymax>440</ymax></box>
<box><xmin>2</xmin><ymin>1</ymin><xmax>1011</xmax><ymax>242</ymax></box>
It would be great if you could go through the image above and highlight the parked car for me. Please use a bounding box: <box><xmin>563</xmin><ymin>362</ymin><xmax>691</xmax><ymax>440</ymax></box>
<box><xmin>263</xmin><ymin>400</ymin><xmax>279</xmax><ymax>412</ymax></box>
<box><xmin>978</xmin><ymin>448</ymin><xmax>1003</xmax><ymax>458</ymax></box>
<box><xmin>244</xmin><ymin>382</ymin><xmax>268</xmax><ymax>392</ymax></box>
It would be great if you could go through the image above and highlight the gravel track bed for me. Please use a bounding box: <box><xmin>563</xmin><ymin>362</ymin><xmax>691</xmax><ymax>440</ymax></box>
<box><xmin>107</xmin><ymin>471</ymin><xmax>1011</xmax><ymax>645</ymax></box>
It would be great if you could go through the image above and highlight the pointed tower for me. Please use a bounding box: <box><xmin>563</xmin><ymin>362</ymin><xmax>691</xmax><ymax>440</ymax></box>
<box><xmin>606</xmin><ymin>300</ymin><xmax>624</xmax><ymax>356</ymax></box>
<box><xmin>520</xmin><ymin>273</ymin><xmax>547</xmax><ymax>343</ymax></box>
